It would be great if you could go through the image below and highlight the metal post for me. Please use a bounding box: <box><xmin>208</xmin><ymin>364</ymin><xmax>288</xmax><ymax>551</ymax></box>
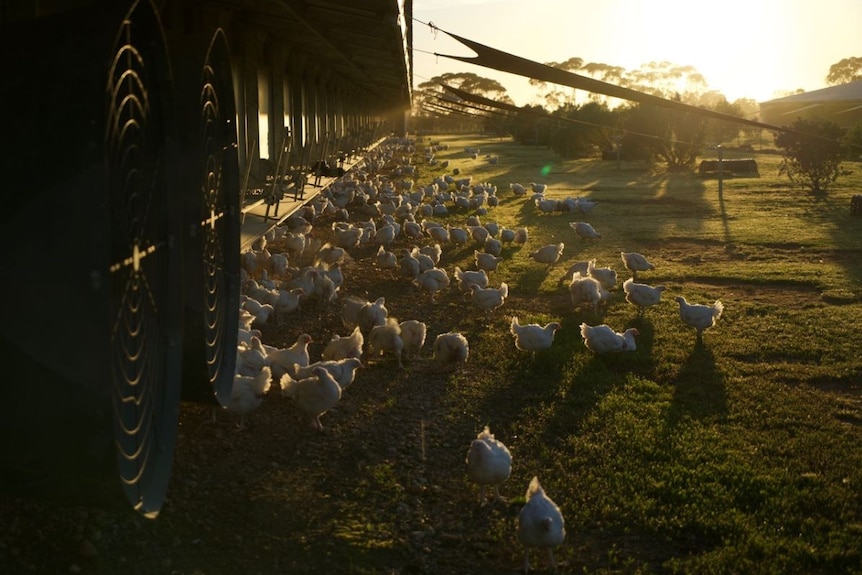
<box><xmin>717</xmin><ymin>144</ymin><xmax>724</xmax><ymax>196</ymax></box>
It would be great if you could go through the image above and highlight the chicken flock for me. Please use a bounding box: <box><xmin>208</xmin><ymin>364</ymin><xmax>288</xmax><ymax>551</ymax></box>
<box><xmin>229</xmin><ymin>136</ymin><xmax>726</xmax><ymax>572</ymax></box>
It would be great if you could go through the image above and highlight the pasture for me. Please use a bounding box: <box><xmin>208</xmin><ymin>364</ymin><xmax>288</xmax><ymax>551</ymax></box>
<box><xmin>396</xmin><ymin>133</ymin><xmax>862</xmax><ymax>573</ymax></box>
<box><xmin>2</xmin><ymin>133</ymin><xmax>860</xmax><ymax>575</ymax></box>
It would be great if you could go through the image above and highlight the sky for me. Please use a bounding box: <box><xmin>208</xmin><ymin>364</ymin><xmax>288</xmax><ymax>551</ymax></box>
<box><xmin>411</xmin><ymin>0</ymin><xmax>862</xmax><ymax>106</ymax></box>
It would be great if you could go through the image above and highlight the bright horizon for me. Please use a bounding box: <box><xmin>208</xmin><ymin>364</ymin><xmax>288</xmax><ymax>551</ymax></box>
<box><xmin>412</xmin><ymin>0</ymin><xmax>862</xmax><ymax>106</ymax></box>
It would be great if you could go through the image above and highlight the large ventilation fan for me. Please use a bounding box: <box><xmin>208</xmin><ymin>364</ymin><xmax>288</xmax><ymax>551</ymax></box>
<box><xmin>105</xmin><ymin>0</ymin><xmax>184</xmax><ymax>518</ymax></box>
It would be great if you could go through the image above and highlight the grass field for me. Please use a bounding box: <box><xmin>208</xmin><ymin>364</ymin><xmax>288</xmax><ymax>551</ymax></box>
<box><xmin>404</xmin><ymin>133</ymin><xmax>862</xmax><ymax>574</ymax></box>
<box><xmin>3</xmin><ymin>132</ymin><xmax>860</xmax><ymax>575</ymax></box>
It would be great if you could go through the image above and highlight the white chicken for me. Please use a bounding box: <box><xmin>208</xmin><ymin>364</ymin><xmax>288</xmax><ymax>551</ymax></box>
<box><xmin>557</xmin><ymin>260</ymin><xmax>590</xmax><ymax>285</ymax></box>
<box><xmin>517</xmin><ymin>476</ymin><xmax>566</xmax><ymax>574</ymax></box>
<box><xmin>675</xmin><ymin>296</ymin><xmax>724</xmax><ymax>342</ymax></box>
<box><xmin>315</xmin><ymin>240</ymin><xmax>349</xmax><ymax>266</ymax></box>
<box><xmin>510</xmin><ymin>182</ymin><xmax>527</xmax><ymax>196</ymax></box>
<box><xmin>227</xmin><ymin>365</ymin><xmax>272</xmax><ymax>430</ymax></box>
<box><xmin>341</xmin><ymin>296</ymin><xmax>388</xmax><ymax>334</ymax></box>
<box><xmin>621</xmin><ymin>251</ymin><xmax>655</xmax><ymax>281</ymax></box>
<box><xmin>293</xmin><ymin>357</ymin><xmax>362</xmax><ymax>390</ymax></box>
<box><xmin>321</xmin><ymin>325</ymin><xmax>364</xmax><ymax>361</ymax></box>
<box><xmin>474</xmin><ymin>250</ymin><xmax>503</xmax><ymax>273</ymax></box>
<box><xmin>236</xmin><ymin>336</ymin><xmax>269</xmax><ymax>376</ymax></box>
<box><xmin>454</xmin><ymin>266</ymin><xmax>489</xmax><ymax>293</ymax></box>
<box><xmin>265</xmin><ymin>333</ymin><xmax>313</xmax><ymax>379</ymax></box>
<box><xmin>569</xmin><ymin>272</ymin><xmax>610</xmax><ymax>311</ymax></box>
<box><xmin>279</xmin><ymin>366</ymin><xmax>342</xmax><ymax>430</ymax></box>
<box><xmin>414</xmin><ymin>267</ymin><xmax>450</xmax><ymax>302</ymax></box>
<box><xmin>375</xmin><ymin>245</ymin><xmax>398</xmax><ymax>270</ymax></box>
<box><xmin>465</xmin><ymin>426</ymin><xmax>512</xmax><ymax>504</ymax></box>
<box><xmin>512</xmin><ymin>227</ymin><xmax>529</xmax><ymax>245</ymax></box>
<box><xmin>419</xmin><ymin>243</ymin><xmax>443</xmax><ymax>266</ymax></box>
<box><xmin>470</xmin><ymin>282</ymin><xmax>509</xmax><ymax>314</ymax></box>
<box><xmin>623</xmin><ymin>278</ymin><xmax>666</xmax><ymax>315</ymax></box>
<box><xmin>399</xmin><ymin>319</ymin><xmax>427</xmax><ymax>359</ymax></box>
<box><xmin>483</xmin><ymin>236</ymin><xmax>503</xmax><ymax>257</ymax></box>
<box><xmin>448</xmin><ymin>226</ymin><xmax>470</xmax><ymax>245</ymax></box>
<box><xmin>273</xmin><ymin>287</ymin><xmax>304</xmax><ymax>325</ymax></box>
<box><xmin>433</xmin><ymin>332</ymin><xmax>469</xmax><ymax>366</ymax></box>
<box><xmin>569</xmin><ymin>221</ymin><xmax>602</xmax><ymax>240</ymax></box>
<box><xmin>367</xmin><ymin>317</ymin><xmax>405</xmax><ymax>368</ymax></box>
<box><xmin>510</xmin><ymin>316</ymin><xmax>562</xmax><ymax>353</ymax></box>
<box><xmin>579</xmin><ymin>322</ymin><xmax>639</xmax><ymax>354</ymax></box>
<box><xmin>587</xmin><ymin>258</ymin><xmax>617</xmax><ymax>291</ymax></box>
<box><xmin>529</xmin><ymin>243</ymin><xmax>564</xmax><ymax>267</ymax></box>
<box><xmin>398</xmin><ymin>249</ymin><xmax>421</xmax><ymax>279</ymax></box>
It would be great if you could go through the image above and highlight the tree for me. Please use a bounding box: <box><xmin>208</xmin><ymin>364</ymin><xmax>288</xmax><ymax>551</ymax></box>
<box><xmin>412</xmin><ymin>73</ymin><xmax>512</xmax><ymax>133</ymax></box>
<box><xmin>775</xmin><ymin>118</ymin><xmax>846</xmax><ymax>196</ymax></box>
<box><xmin>842</xmin><ymin>121</ymin><xmax>862</xmax><ymax>161</ymax></box>
<box><xmin>826</xmin><ymin>57</ymin><xmax>862</xmax><ymax>85</ymax></box>
<box><xmin>620</xmin><ymin>98</ymin><xmax>707</xmax><ymax>170</ymax></box>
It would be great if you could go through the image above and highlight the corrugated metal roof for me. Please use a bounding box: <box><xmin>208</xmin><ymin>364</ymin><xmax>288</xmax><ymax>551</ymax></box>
<box><xmin>222</xmin><ymin>0</ymin><xmax>413</xmax><ymax>109</ymax></box>
<box><xmin>759</xmin><ymin>80</ymin><xmax>862</xmax><ymax>104</ymax></box>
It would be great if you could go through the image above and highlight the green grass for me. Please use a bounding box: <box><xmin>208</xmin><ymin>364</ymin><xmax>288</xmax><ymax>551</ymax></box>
<box><xmin>413</xmin><ymin>134</ymin><xmax>862</xmax><ymax>573</ymax></box>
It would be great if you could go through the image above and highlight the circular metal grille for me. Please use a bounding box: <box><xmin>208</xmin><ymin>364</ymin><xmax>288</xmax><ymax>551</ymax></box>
<box><xmin>198</xmin><ymin>31</ymin><xmax>240</xmax><ymax>406</ymax></box>
<box><xmin>105</xmin><ymin>0</ymin><xmax>181</xmax><ymax>518</ymax></box>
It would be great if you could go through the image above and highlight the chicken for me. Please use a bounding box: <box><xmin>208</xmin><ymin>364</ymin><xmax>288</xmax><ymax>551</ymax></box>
<box><xmin>529</xmin><ymin>182</ymin><xmax>547</xmax><ymax>194</ymax></box>
<box><xmin>587</xmin><ymin>258</ymin><xmax>617</xmax><ymax>291</ymax></box>
<box><xmin>517</xmin><ymin>476</ymin><xmax>566</xmax><ymax>574</ymax></box>
<box><xmin>293</xmin><ymin>357</ymin><xmax>362</xmax><ymax>391</ymax></box>
<box><xmin>675</xmin><ymin>296</ymin><xmax>724</xmax><ymax>342</ymax></box>
<box><xmin>474</xmin><ymin>250</ymin><xmax>503</xmax><ymax>272</ymax></box>
<box><xmin>623</xmin><ymin>278</ymin><xmax>666</xmax><ymax>315</ymax></box>
<box><xmin>375</xmin><ymin>245</ymin><xmax>398</xmax><ymax>270</ymax></box>
<box><xmin>374</xmin><ymin>223</ymin><xmax>397</xmax><ymax>248</ymax></box>
<box><xmin>569</xmin><ymin>272</ymin><xmax>610</xmax><ymax>310</ymax></box>
<box><xmin>448</xmin><ymin>226</ymin><xmax>470</xmax><ymax>245</ymax></box>
<box><xmin>484</xmin><ymin>236</ymin><xmax>502</xmax><ymax>257</ymax></box>
<box><xmin>279</xmin><ymin>366</ymin><xmax>342</xmax><ymax>430</ymax></box>
<box><xmin>621</xmin><ymin>251</ymin><xmax>655</xmax><ymax>280</ymax></box>
<box><xmin>341</xmin><ymin>295</ymin><xmax>388</xmax><ymax>334</ymax></box>
<box><xmin>469</xmin><ymin>224</ymin><xmax>490</xmax><ymax>244</ymax></box>
<box><xmin>535</xmin><ymin>196</ymin><xmax>560</xmax><ymax>213</ymax></box>
<box><xmin>331</xmin><ymin>224</ymin><xmax>362</xmax><ymax>249</ymax></box>
<box><xmin>465</xmin><ymin>426</ymin><xmax>512</xmax><ymax>504</ymax></box>
<box><xmin>433</xmin><ymin>331</ymin><xmax>469</xmax><ymax>366</ymax></box>
<box><xmin>569</xmin><ymin>220</ymin><xmax>602</xmax><ymax>240</ymax></box>
<box><xmin>274</xmin><ymin>287</ymin><xmax>304</xmax><ymax>325</ymax></box>
<box><xmin>470</xmin><ymin>282</ymin><xmax>509</xmax><ymax>314</ymax></box>
<box><xmin>398</xmin><ymin>249</ymin><xmax>421</xmax><ymax>280</ymax></box>
<box><xmin>579</xmin><ymin>322</ymin><xmax>639</xmax><ymax>354</ymax></box>
<box><xmin>510</xmin><ymin>316</ymin><xmax>561</xmax><ymax>353</ymax></box>
<box><xmin>236</xmin><ymin>336</ymin><xmax>269</xmax><ymax>376</ymax></box>
<box><xmin>529</xmin><ymin>242</ymin><xmax>564</xmax><ymax>267</ymax></box>
<box><xmin>315</xmin><ymin>241</ymin><xmax>348</xmax><ymax>266</ymax></box>
<box><xmin>414</xmin><ymin>267</ymin><xmax>450</xmax><ymax>302</ymax></box>
<box><xmin>241</xmin><ymin>294</ymin><xmax>274</xmax><ymax>327</ymax></box>
<box><xmin>454</xmin><ymin>266</ymin><xmax>488</xmax><ymax>294</ymax></box>
<box><xmin>265</xmin><ymin>333</ymin><xmax>313</xmax><ymax>379</ymax></box>
<box><xmin>367</xmin><ymin>317</ymin><xmax>405</xmax><ymax>368</ymax></box>
<box><xmin>399</xmin><ymin>319</ymin><xmax>427</xmax><ymax>359</ymax></box>
<box><xmin>411</xmin><ymin>246</ymin><xmax>436</xmax><ymax>272</ymax></box>
<box><xmin>557</xmin><ymin>260</ymin><xmax>590</xmax><ymax>285</ymax></box>
<box><xmin>426</xmin><ymin>224</ymin><xmax>450</xmax><ymax>244</ymax></box>
<box><xmin>321</xmin><ymin>325</ymin><xmax>364</xmax><ymax>361</ymax></box>
<box><xmin>419</xmin><ymin>243</ymin><xmax>443</xmax><ymax>266</ymax></box>
<box><xmin>510</xmin><ymin>182</ymin><xmax>527</xmax><ymax>196</ymax></box>
<box><xmin>512</xmin><ymin>227</ymin><xmax>529</xmax><ymax>245</ymax></box>
<box><xmin>227</xmin><ymin>365</ymin><xmax>272</xmax><ymax>430</ymax></box>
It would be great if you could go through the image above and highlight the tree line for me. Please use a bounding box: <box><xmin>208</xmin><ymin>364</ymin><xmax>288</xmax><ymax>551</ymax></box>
<box><xmin>412</xmin><ymin>57</ymin><xmax>862</xmax><ymax>195</ymax></box>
